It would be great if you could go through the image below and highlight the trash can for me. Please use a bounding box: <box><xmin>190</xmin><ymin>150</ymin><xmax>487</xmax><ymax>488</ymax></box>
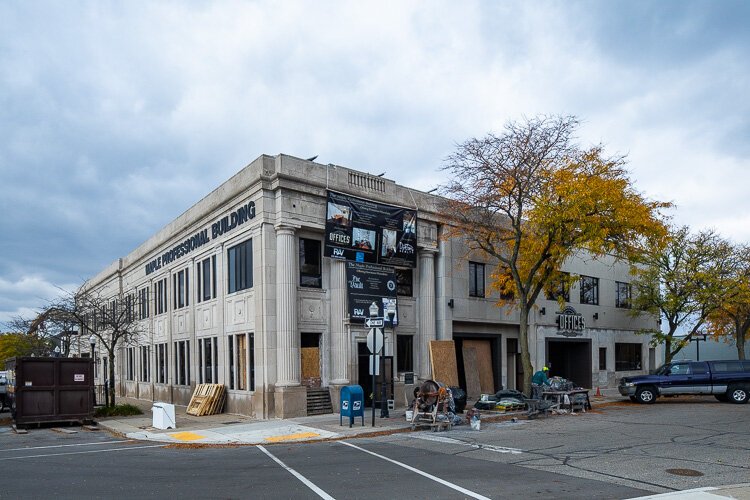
<box><xmin>152</xmin><ymin>402</ymin><xmax>176</xmax><ymax>429</ymax></box>
<box><xmin>339</xmin><ymin>385</ymin><xmax>365</xmax><ymax>427</ymax></box>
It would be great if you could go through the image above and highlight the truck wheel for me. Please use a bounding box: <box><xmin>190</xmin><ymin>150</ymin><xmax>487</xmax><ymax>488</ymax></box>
<box><xmin>636</xmin><ymin>387</ymin><xmax>657</xmax><ymax>404</ymax></box>
<box><xmin>715</xmin><ymin>393</ymin><xmax>728</xmax><ymax>403</ymax></box>
<box><xmin>727</xmin><ymin>385</ymin><xmax>749</xmax><ymax>404</ymax></box>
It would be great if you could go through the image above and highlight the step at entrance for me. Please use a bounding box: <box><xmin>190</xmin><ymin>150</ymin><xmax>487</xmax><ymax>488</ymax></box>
<box><xmin>306</xmin><ymin>387</ymin><xmax>333</xmax><ymax>416</ymax></box>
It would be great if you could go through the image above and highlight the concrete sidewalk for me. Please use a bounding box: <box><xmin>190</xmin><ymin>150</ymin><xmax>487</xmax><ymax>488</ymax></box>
<box><xmin>95</xmin><ymin>389</ymin><xmax>626</xmax><ymax>446</ymax></box>
<box><xmin>95</xmin><ymin>396</ymin><xmax>415</xmax><ymax>445</ymax></box>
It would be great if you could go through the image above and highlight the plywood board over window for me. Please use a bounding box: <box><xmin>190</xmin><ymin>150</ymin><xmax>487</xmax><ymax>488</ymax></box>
<box><xmin>462</xmin><ymin>347</ymin><xmax>481</xmax><ymax>398</ymax></box>
<box><xmin>463</xmin><ymin>340</ymin><xmax>494</xmax><ymax>394</ymax></box>
<box><xmin>301</xmin><ymin>347</ymin><xmax>321</xmax><ymax>387</ymax></box>
<box><xmin>429</xmin><ymin>340</ymin><xmax>459</xmax><ymax>387</ymax></box>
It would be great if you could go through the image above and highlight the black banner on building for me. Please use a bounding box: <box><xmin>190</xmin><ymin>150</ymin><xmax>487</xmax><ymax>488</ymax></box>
<box><xmin>346</xmin><ymin>262</ymin><xmax>398</xmax><ymax>326</ymax></box>
<box><xmin>325</xmin><ymin>191</ymin><xmax>417</xmax><ymax>268</ymax></box>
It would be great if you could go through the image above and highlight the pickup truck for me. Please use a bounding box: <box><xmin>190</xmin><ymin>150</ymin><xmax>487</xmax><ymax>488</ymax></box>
<box><xmin>618</xmin><ymin>360</ymin><xmax>750</xmax><ymax>404</ymax></box>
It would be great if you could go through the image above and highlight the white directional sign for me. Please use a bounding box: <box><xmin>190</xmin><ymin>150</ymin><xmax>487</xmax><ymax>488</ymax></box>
<box><xmin>365</xmin><ymin>317</ymin><xmax>384</xmax><ymax>328</ymax></box>
<box><xmin>369</xmin><ymin>354</ymin><xmax>381</xmax><ymax>376</ymax></box>
<box><xmin>366</xmin><ymin>328</ymin><xmax>384</xmax><ymax>354</ymax></box>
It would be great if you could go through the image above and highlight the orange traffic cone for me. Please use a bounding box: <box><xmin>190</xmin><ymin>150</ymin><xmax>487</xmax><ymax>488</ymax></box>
<box><xmin>595</xmin><ymin>386</ymin><xmax>602</xmax><ymax>397</ymax></box>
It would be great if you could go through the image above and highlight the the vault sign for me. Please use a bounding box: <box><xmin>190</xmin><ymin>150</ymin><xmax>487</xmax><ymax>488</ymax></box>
<box><xmin>556</xmin><ymin>306</ymin><xmax>585</xmax><ymax>337</ymax></box>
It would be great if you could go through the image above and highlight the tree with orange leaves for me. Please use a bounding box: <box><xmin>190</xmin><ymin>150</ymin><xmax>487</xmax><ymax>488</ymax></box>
<box><xmin>440</xmin><ymin>115</ymin><xmax>669</xmax><ymax>397</ymax></box>
<box><xmin>706</xmin><ymin>244</ymin><xmax>750</xmax><ymax>360</ymax></box>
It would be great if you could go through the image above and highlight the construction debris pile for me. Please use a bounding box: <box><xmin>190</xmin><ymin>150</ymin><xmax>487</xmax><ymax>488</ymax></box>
<box><xmin>408</xmin><ymin>380</ymin><xmax>464</xmax><ymax>431</ymax></box>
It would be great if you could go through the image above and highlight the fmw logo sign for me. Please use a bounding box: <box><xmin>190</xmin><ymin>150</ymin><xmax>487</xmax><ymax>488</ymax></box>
<box><xmin>354</xmin><ymin>308</ymin><xmax>364</xmax><ymax>316</ymax></box>
<box><xmin>333</xmin><ymin>248</ymin><xmax>345</xmax><ymax>257</ymax></box>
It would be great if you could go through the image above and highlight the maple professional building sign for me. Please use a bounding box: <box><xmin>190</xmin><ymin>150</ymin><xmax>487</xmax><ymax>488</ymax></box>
<box><xmin>325</xmin><ymin>191</ymin><xmax>417</xmax><ymax>268</ymax></box>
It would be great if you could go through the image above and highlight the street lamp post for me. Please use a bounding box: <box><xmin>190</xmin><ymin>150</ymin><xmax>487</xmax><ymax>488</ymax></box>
<box><xmin>381</xmin><ymin>309</ymin><xmax>396</xmax><ymax>418</ymax></box>
<box><xmin>90</xmin><ymin>335</ymin><xmax>97</xmax><ymax>406</ymax></box>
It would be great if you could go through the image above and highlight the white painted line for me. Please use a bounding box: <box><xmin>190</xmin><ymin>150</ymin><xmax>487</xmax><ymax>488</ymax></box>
<box><xmin>340</xmin><ymin>441</ymin><xmax>492</xmax><ymax>500</ymax></box>
<box><xmin>0</xmin><ymin>444</ymin><xmax>164</xmax><ymax>460</ymax></box>
<box><xmin>408</xmin><ymin>433</ymin><xmax>523</xmax><ymax>454</ymax></box>
<box><xmin>257</xmin><ymin>445</ymin><xmax>335</xmax><ymax>500</ymax></box>
<box><xmin>0</xmin><ymin>440</ymin><xmax>131</xmax><ymax>452</ymax></box>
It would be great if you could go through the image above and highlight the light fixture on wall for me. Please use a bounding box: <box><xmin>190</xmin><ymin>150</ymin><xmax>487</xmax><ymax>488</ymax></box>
<box><xmin>540</xmin><ymin>307</ymin><xmax>546</xmax><ymax>316</ymax></box>
<box><xmin>593</xmin><ymin>312</ymin><xmax>599</xmax><ymax>320</ymax></box>
<box><xmin>447</xmin><ymin>299</ymin><xmax>454</xmax><ymax>308</ymax></box>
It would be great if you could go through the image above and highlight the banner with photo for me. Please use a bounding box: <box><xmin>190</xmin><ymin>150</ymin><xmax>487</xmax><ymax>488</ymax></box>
<box><xmin>325</xmin><ymin>191</ymin><xmax>417</xmax><ymax>268</ymax></box>
<box><xmin>346</xmin><ymin>262</ymin><xmax>398</xmax><ymax>326</ymax></box>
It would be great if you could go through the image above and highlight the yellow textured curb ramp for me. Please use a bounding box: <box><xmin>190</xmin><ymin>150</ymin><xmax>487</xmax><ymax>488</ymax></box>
<box><xmin>170</xmin><ymin>431</ymin><xmax>206</xmax><ymax>442</ymax></box>
<box><xmin>264</xmin><ymin>432</ymin><xmax>320</xmax><ymax>443</ymax></box>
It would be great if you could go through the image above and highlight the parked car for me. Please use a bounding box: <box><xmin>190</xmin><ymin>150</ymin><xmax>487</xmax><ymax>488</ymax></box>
<box><xmin>618</xmin><ymin>360</ymin><xmax>750</xmax><ymax>404</ymax></box>
<box><xmin>0</xmin><ymin>371</ymin><xmax>8</xmax><ymax>411</ymax></box>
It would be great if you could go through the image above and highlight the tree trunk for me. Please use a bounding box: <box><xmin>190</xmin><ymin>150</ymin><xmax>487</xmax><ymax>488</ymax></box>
<box><xmin>737</xmin><ymin>332</ymin><xmax>746</xmax><ymax>361</ymax></box>
<box><xmin>107</xmin><ymin>350</ymin><xmax>116</xmax><ymax>407</ymax></box>
<box><xmin>518</xmin><ymin>303</ymin><xmax>534</xmax><ymax>398</ymax></box>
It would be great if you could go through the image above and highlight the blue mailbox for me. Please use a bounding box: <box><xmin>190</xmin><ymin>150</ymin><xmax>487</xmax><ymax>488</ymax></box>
<box><xmin>340</xmin><ymin>384</ymin><xmax>365</xmax><ymax>427</ymax></box>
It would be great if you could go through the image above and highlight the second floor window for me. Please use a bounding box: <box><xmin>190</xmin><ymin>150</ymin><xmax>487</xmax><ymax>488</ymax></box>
<box><xmin>197</xmin><ymin>255</ymin><xmax>217</xmax><ymax>302</ymax></box>
<box><xmin>138</xmin><ymin>287</ymin><xmax>149</xmax><ymax>319</ymax></box>
<box><xmin>228</xmin><ymin>239</ymin><xmax>253</xmax><ymax>294</ymax></box>
<box><xmin>616</xmin><ymin>281</ymin><xmax>631</xmax><ymax>308</ymax></box>
<box><xmin>396</xmin><ymin>268</ymin><xmax>413</xmax><ymax>296</ymax></box>
<box><xmin>173</xmin><ymin>268</ymin><xmax>189</xmax><ymax>309</ymax></box>
<box><xmin>469</xmin><ymin>262</ymin><xmax>485</xmax><ymax>298</ymax></box>
<box><xmin>299</xmin><ymin>238</ymin><xmax>322</xmax><ymax>288</ymax></box>
<box><xmin>580</xmin><ymin>275</ymin><xmax>599</xmax><ymax>305</ymax></box>
<box><xmin>546</xmin><ymin>272</ymin><xmax>570</xmax><ymax>302</ymax></box>
<box><xmin>154</xmin><ymin>278</ymin><xmax>168</xmax><ymax>315</ymax></box>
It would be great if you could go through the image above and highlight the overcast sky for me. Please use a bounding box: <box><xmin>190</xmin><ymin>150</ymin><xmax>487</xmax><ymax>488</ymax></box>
<box><xmin>1</xmin><ymin>0</ymin><xmax>749</xmax><ymax>326</ymax></box>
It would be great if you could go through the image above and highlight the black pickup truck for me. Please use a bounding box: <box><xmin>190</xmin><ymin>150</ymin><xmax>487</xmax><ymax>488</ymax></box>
<box><xmin>618</xmin><ymin>360</ymin><xmax>750</xmax><ymax>404</ymax></box>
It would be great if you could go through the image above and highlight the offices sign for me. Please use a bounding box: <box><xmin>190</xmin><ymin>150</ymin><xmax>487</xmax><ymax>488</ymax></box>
<box><xmin>556</xmin><ymin>306</ymin><xmax>586</xmax><ymax>337</ymax></box>
<box><xmin>324</xmin><ymin>191</ymin><xmax>417</xmax><ymax>268</ymax></box>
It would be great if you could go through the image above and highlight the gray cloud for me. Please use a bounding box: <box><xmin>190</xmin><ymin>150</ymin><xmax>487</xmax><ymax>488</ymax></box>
<box><xmin>1</xmin><ymin>0</ymin><xmax>749</xmax><ymax>323</ymax></box>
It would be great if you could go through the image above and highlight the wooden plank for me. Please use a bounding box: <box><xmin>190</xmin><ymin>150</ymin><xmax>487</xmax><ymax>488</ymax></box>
<box><xmin>429</xmin><ymin>340</ymin><xmax>459</xmax><ymax>386</ymax></box>
<box><xmin>463</xmin><ymin>340</ymin><xmax>494</xmax><ymax>393</ymax></box>
<box><xmin>462</xmin><ymin>347</ymin><xmax>482</xmax><ymax>399</ymax></box>
<box><xmin>301</xmin><ymin>347</ymin><xmax>321</xmax><ymax>387</ymax></box>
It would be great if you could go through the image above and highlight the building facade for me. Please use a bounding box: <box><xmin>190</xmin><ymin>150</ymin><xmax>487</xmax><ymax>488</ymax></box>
<box><xmin>82</xmin><ymin>154</ymin><xmax>661</xmax><ymax>418</ymax></box>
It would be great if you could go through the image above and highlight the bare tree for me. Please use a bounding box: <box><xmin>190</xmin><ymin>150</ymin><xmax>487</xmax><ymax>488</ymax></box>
<box><xmin>48</xmin><ymin>282</ymin><xmax>146</xmax><ymax>407</ymax></box>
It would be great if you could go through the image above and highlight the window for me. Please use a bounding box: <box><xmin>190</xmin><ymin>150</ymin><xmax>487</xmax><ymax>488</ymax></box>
<box><xmin>599</xmin><ymin>347</ymin><xmax>607</xmax><ymax>371</ymax></box>
<box><xmin>173</xmin><ymin>268</ymin><xmax>189</xmax><ymax>309</ymax></box>
<box><xmin>126</xmin><ymin>347</ymin><xmax>135</xmax><ymax>381</ymax></box>
<box><xmin>154</xmin><ymin>278</ymin><xmax>168</xmax><ymax>315</ymax></box>
<box><xmin>174</xmin><ymin>340</ymin><xmax>191</xmax><ymax>386</ymax></box>
<box><xmin>138</xmin><ymin>287</ymin><xmax>150</xmax><ymax>319</ymax></box>
<box><xmin>615</xmin><ymin>343</ymin><xmax>642</xmax><ymax>371</ymax></box>
<box><xmin>396</xmin><ymin>268</ymin><xmax>413</xmax><ymax>297</ymax></box>
<box><xmin>616</xmin><ymin>281</ymin><xmax>631</xmax><ymax>309</ymax></box>
<box><xmin>299</xmin><ymin>238</ymin><xmax>322</xmax><ymax>288</ymax></box>
<box><xmin>199</xmin><ymin>337</ymin><xmax>219</xmax><ymax>383</ymax></box>
<box><xmin>580</xmin><ymin>276</ymin><xmax>599</xmax><ymax>305</ymax></box>
<box><xmin>546</xmin><ymin>272</ymin><xmax>570</xmax><ymax>302</ymax></box>
<box><xmin>396</xmin><ymin>335</ymin><xmax>414</xmax><ymax>372</ymax></box>
<box><xmin>140</xmin><ymin>346</ymin><xmax>150</xmax><ymax>382</ymax></box>
<box><xmin>469</xmin><ymin>262</ymin><xmax>485</xmax><ymax>298</ymax></box>
<box><xmin>197</xmin><ymin>255</ymin><xmax>217</xmax><ymax>302</ymax></box>
<box><xmin>227</xmin><ymin>239</ymin><xmax>253</xmax><ymax>293</ymax></box>
<box><xmin>156</xmin><ymin>343</ymin><xmax>168</xmax><ymax>384</ymax></box>
<box><xmin>125</xmin><ymin>293</ymin><xmax>134</xmax><ymax>322</ymax></box>
<box><xmin>228</xmin><ymin>333</ymin><xmax>254</xmax><ymax>391</ymax></box>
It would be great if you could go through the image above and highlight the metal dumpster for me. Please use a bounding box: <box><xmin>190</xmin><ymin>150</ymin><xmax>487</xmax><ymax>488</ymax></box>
<box><xmin>6</xmin><ymin>357</ymin><xmax>94</xmax><ymax>427</ymax></box>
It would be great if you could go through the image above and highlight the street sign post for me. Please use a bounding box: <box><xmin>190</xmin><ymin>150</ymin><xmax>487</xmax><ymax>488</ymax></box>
<box><xmin>369</xmin><ymin>354</ymin><xmax>380</xmax><ymax>376</ymax></box>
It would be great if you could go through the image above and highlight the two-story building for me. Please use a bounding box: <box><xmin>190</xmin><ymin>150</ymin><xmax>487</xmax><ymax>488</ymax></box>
<box><xmin>81</xmin><ymin>154</ymin><xmax>660</xmax><ymax>418</ymax></box>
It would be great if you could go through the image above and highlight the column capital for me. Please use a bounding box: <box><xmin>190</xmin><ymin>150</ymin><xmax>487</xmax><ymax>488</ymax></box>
<box><xmin>419</xmin><ymin>247</ymin><xmax>439</xmax><ymax>256</ymax></box>
<box><xmin>274</xmin><ymin>223</ymin><xmax>300</xmax><ymax>234</ymax></box>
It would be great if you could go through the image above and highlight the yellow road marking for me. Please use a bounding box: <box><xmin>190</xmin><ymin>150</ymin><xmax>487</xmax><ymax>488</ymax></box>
<box><xmin>264</xmin><ymin>432</ymin><xmax>319</xmax><ymax>442</ymax></box>
<box><xmin>170</xmin><ymin>431</ymin><xmax>206</xmax><ymax>441</ymax></box>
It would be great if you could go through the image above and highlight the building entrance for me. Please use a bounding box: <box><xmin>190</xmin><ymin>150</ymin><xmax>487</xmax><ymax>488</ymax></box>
<box><xmin>546</xmin><ymin>339</ymin><xmax>592</xmax><ymax>388</ymax></box>
<box><xmin>357</xmin><ymin>342</ymin><xmax>393</xmax><ymax>408</ymax></box>
<box><xmin>301</xmin><ymin>332</ymin><xmax>321</xmax><ymax>388</ymax></box>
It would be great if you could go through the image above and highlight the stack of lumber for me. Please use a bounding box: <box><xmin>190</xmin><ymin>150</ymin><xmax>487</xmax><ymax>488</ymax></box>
<box><xmin>186</xmin><ymin>384</ymin><xmax>226</xmax><ymax>416</ymax></box>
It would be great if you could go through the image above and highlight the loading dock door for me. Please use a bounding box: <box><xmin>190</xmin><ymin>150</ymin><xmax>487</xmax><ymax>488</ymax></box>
<box><xmin>547</xmin><ymin>339</ymin><xmax>592</xmax><ymax>388</ymax></box>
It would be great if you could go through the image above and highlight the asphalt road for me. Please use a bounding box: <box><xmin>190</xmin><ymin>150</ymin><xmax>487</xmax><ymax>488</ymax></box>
<box><xmin>1</xmin><ymin>397</ymin><xmax>747</xmax><ymax>499</ymax></box>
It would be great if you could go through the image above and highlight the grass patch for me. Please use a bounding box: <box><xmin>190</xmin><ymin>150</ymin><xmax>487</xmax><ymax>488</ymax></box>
<box><xmin>94</xmin><ymin>404</ymin><xmax>143</xmax><ymax>418</ymax></box>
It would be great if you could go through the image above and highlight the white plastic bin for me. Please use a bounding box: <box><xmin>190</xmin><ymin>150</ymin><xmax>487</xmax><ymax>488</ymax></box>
<box><xmin>151</xmin><ymin>402</ymin><xmax>176</xmax><ymax>430</ymax></box>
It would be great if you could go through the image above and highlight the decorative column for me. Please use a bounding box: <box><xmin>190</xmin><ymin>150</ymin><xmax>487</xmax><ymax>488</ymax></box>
<box><xmin>329</xmin><ymin>260</ymin><xmax>349</xmax><ymax>385</ymax></box>
<box><xmin>418</xmin><ymin>248</ymin><xmax>437</xmax><ymax>380</ymax></box>
<box><xmin>275</xmin><ymin>225</ymin><xmax>300</xmax><ymax>387</ymax></box>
